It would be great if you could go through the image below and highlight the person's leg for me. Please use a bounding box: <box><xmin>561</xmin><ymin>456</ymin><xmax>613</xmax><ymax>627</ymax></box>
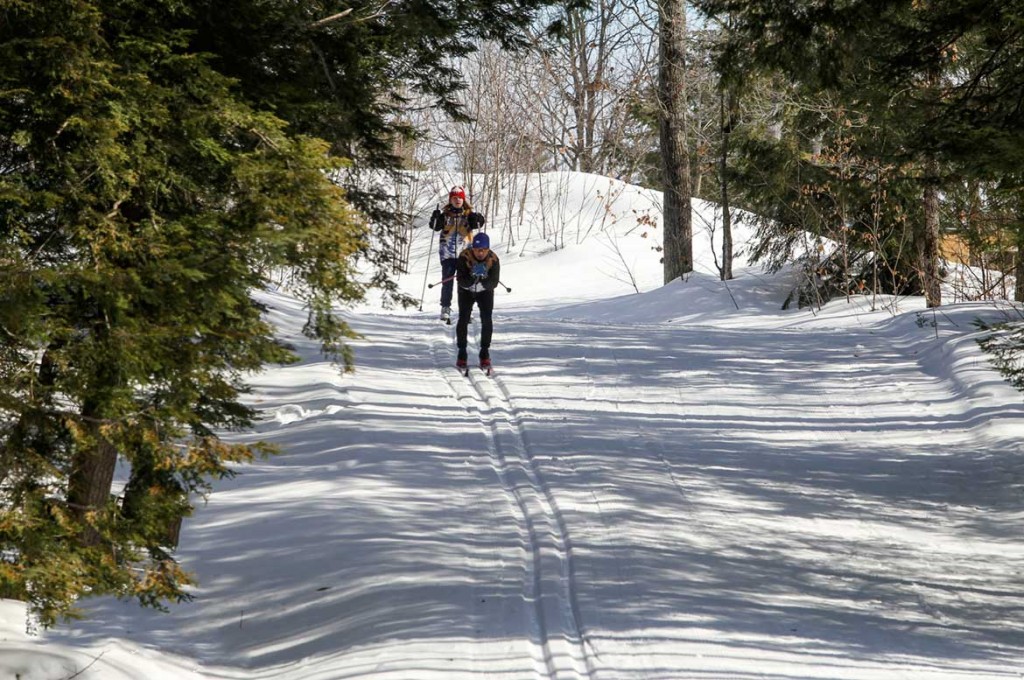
<box><xmin>476</xmin><ymin>290</ymin><xmax>494</xmax><ymax>361</ymax></box>
<box><xmin>455</xmin><ymin>287</ymin><xmax>474</xmax><ymax>362</ymax></box>
<box><xmin>440</xmin><ymin>258</ymin><xmax>457</xmax><ymax>310</ymax></box>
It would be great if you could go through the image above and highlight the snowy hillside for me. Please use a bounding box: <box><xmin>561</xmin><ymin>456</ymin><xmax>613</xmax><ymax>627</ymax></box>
<box><xmin>4</xmin><ymin>172</ymin><xmax>1024</xmax><ymax>680</ymax></box>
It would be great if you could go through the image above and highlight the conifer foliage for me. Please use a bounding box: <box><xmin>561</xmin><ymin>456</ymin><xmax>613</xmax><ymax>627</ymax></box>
<box><xmin>693</xmin><ymin>0</ymin><xmax>1024</xmax><ymax>308</ymax></box>
<box><xmin>2</xmin><ymin>0</ymin><xmax>575</xmax><ymax>628</ymax></box>
<box><xmin>0</xmin><ymin>1</ymin><xmax>367</xmax><ymax>624</ymax></box>
<box><xmin>184</xmin><ymin>0</ymin><xmax>560</xmax><ymax>305</ymax></box>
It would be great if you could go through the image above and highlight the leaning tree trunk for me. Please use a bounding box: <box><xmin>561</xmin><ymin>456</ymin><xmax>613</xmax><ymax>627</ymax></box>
<box><xmin>658</xmin><ymin>0</ymin><xmax>692</xmax><ymax>284</ymax></box>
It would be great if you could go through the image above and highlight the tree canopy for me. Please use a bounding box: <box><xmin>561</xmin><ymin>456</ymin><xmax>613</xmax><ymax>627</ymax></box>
<box><xmin>692</xmin><ymin>0</ymin><xmax>1024</xmax><ymax>305</ymax></box>
<box><xmin>0</xmin><ymin>0</ymin><xmax>571</xmax><ymax>625</ymax></box>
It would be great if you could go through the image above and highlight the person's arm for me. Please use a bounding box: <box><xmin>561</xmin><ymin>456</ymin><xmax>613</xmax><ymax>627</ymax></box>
<box><xmin>456</xmin><ymin>252</ymin><xmax>473</xmax><ymax>288</ymax></box>
<box><xmin>483</xmin><ymin>257</ymin><xmax>500</xmax><ymax>292</ymax></box>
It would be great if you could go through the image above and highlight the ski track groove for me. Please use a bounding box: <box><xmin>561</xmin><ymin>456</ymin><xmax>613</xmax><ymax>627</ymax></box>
<box><xmin>428</xmin><ymin>328</ymin><xmax>595</xmax><ymax>680</ymax></box>
<box><xmin>482</xmin><ymin>366</ymin><xmax>597</xmax><ymax>680</ymax></box>
<box><xmin>429</xmin><ymin>334</ymin><xmax>557</xmax><ymax>680</ymax></box>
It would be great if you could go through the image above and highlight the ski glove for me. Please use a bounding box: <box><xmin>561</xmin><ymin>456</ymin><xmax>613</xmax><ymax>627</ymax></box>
<box><xmin>467</xmin><ymin>212</ymin><xmax>485</xmax><ymax>229</ymax></box>
<box><xmin>472</xmin><ymin>263</ymin><xmax>488</xmax><ymax>278</ymax></box>
<box><xmin>430</xmin><ymin>209</ymin><xmax>443</xmax><ymax>230</ymax></box>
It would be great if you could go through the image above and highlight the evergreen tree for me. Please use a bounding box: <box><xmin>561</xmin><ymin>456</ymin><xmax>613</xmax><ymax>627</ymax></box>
<box><xmin>692</xmin><ymin>0</ymin><xmax>1024</xmax><ymax>306</ymax></box>
<box><xmin>184</xmin><ymin>0</ymin><xmax>575</xmax><ymax>305</ymax></box>
<box><xmin>1</xmin><ymin>0</ymin><xmax>584</xmax><ymax>628</ymax></box>
<box><xmin>0</xmin><ymin>0</ymin><xmax>362</xmax><ymax>625</ymax></box>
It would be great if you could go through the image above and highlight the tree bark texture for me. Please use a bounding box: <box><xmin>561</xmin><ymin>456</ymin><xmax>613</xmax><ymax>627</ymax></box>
<box><xmin>920</xmin><ymin>159</ymin><xmax>942</xmax><ymax>307</ymax></box>
<box><xmin>67</xmin><ymin>419</ymin><xmax>118</xmax><ymax>547</ymax></box>
<box><xmin>720</xmin><ymin>87</ymin><xmax>734</xmax><ymax>281</ymax></box>
<box><xmin>659</xmin><ymin>0</ymin><xmax>692</xmax><ymax>284</ymax></box>
<box><xmin>1016</xmin><ymin>195</ymin><xmax>1024</xmax><ymax>303</ymax></box>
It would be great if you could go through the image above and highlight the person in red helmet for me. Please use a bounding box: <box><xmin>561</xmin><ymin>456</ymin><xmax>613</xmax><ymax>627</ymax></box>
<box><xmin>455</xmin><ymin>231</ymin><xmax>500</xmax><ymax>372</ymax></box>
<box><xmin>429</xmin><ymin>186</ymin><xmax>485</xmax><ymax>323</ymax></box>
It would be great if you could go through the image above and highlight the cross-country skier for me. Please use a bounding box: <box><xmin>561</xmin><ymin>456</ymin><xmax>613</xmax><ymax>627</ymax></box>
<box><xmin>429</xmin><ymin>186</ymin><xmax>485</xmax><ymax>323</ymax></box>
<box><xmin>455</xmin><ymin>231</ymin><xmax>500</xmax><ymax>372</ymax></box>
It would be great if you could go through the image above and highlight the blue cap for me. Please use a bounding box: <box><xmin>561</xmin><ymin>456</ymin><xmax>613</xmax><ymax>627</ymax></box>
<box><xmin>472</xmin><ymin>232</ymin><xmax>490</xmax><ymax>249</ymax></box>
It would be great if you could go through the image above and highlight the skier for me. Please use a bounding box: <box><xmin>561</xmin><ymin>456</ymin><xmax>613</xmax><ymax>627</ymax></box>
<box><xmin>430</xmin><ymin>186</ymin><xmax>485</xmax><ymax>323</ymax></box>
<box><xmin>455</xmin><ymin>231</ymin><xmax>500</xmax><ymax>374</ymax></box>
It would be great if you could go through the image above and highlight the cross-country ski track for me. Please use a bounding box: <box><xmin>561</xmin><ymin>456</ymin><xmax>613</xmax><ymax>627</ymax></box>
<box><xmin>431</xmin><ymin>329</ymin><xmax>595</xmax><ymax>680</ymax></box>
<box><xmin>15</xmin><ymin>291</ymin><xmax>1024</xmax><ymax>680</ymax></box>
<box><xmin>125</xmin><ymin>296</ymin><xmax>1023</xmax><ymax>680</ymax></box>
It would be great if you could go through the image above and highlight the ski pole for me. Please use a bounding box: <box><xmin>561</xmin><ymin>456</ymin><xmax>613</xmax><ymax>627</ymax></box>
<box><xmin>428</xmin><ymin>275</ymin><xmax>455</xmax><ymax>289</ymax></box>
<box><xmin>418</xmin><ymin>204</ymin><xmax>439</xmax><ymax>310</ymax></box>
<box><xmin>497</xmin><ymin>281</ymin><xmax>512</xmax><ymax>293</ymax></box>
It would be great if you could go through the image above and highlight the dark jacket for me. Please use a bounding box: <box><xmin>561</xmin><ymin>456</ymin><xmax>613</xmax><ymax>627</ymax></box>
<box><xmin>456</xmin><ymin>248</ymin><xmax>500</xmax><ymax>292</ymax></box>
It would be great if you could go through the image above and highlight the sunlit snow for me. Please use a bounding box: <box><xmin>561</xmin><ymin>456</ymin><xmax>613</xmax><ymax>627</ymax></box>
<box><xmin>4</xmin><ymin>172</ymin><xmax>1024</xmax><ymax>680</ymax></box>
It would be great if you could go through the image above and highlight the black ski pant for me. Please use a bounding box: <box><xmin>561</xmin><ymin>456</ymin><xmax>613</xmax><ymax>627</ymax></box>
<box><xmin>456</xmin><ymin>287</ymin><xmax>494</xmax><ymax>356</ymax></box>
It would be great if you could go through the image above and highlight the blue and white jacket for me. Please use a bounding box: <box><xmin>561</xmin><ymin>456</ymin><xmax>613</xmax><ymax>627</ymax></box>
<box><xmin>431</xmin><ymin>204</ymin><xmax>484</xmax><ymax>260</ymax></box>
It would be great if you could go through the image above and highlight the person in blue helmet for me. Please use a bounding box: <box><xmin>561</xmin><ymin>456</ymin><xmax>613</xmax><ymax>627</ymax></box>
<box><xmin>455</xmin><ymin>231</ymin><xmax>500</xmax><ymax>371</ymax></box>
<box><xmin>429</xmin><ymin>186</ymin><xmax>485</xmax><ymax>323</ymax></box>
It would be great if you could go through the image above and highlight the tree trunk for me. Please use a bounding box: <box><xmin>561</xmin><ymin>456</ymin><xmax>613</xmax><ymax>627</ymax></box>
<box><xmin>570</xmin><ymin>10</ymin><xmax>590</xmax><ymax>172</ymax></box>
<box><xmin>1015</xmin><ymin>194</ymin><xmax>1024</xmax><ymax>303</ymax></box>
<box><xmin>659</xmin><ymin>0</ymin><xmax>692</xmax><ymax>284</ymax></box>
<box><xmin>67</xmin><ymin>333</ymin><xmax>121</xmax><ymax>547</ymax></box>
<box><xmin>920</xmin><ymin>158</ymin><xmax>942</xmax><ymax>307</ymax></box>
<box><xmin>67</xmin><ymin>418</ymin><xmax>118</xmax><ymax>547</ymax></box>
<box><xmin>719</xmin><ymin>87</ymin><xmax>734</xmax><ymax>281</ymax></box>
<box><xmin>123</xmin><ymin>456</ymin><xmax>188</xmax><ymax>550</ymax></box>
<box><xmin>918</xmin><ymin>66</ymin><xmax>942</xmax><ymax>308</ymax></box>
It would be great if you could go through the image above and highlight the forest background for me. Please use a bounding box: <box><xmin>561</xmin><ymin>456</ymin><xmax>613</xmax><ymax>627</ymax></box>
<box><xmin>3</xmin><ymin>0</ymin><xmax>1024</xmax><ymax>627</ymax></box>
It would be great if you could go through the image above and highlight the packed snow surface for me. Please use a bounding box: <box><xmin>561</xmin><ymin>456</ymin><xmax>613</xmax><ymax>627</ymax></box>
<box><xmin>4</xmin><ymin>172</ymin><xmax>1024</xmax><ymax>679</ymax></box>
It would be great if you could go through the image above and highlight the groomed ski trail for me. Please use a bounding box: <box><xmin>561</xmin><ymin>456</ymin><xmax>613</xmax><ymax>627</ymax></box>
<box><xmin>35</xmin><ymin>300</ymin><xmax>1024</xmax><ymax>680</ymax></box>
<box><xmin>431</xmin><ymin>330</ymin><xmax>596</xmax><ymax>680</ymax></box>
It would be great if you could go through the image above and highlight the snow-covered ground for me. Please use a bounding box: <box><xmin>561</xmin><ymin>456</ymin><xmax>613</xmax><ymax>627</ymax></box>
<box><xmin>4</xmin><ymin>172</ymin><xmax>1024</xmax><ymax>680</ymax></box>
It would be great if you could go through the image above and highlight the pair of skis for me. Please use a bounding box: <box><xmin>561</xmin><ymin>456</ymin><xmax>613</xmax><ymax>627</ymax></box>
<box><xmin>458</xmin><ymin>363</ymin><xmax>493</xmax><ymax>378</ymax></box>
<box><xmin>442</xmin><ymin>310</ymin><xmax>489</xmax><ymax>376</ymax></box>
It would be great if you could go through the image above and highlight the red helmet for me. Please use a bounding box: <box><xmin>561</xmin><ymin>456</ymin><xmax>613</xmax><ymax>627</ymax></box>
<box><xmin>449</xmin><ymin>186</ymin><xmax>466</xmax><ymax>200</ymax></box>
